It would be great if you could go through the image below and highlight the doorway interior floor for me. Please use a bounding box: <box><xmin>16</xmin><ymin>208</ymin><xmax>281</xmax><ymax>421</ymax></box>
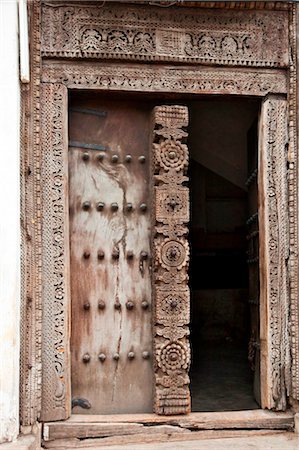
<box><xmin>190</xmin><ymin>340</ymin><xmax>259</xmax><ymax>412</ymax></box>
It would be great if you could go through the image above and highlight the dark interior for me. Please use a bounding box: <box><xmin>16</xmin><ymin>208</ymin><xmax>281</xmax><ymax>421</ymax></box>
<box><xmin>188</xmin><ymin>98</ymin><xmax>260</xmax><ymax>411</ymax></box>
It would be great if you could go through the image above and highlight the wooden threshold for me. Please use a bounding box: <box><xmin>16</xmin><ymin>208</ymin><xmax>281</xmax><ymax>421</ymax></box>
<box><xmin>43</xmin><ymin>410</ymin><xmax>294</xmax><ymax>441</ymax></box>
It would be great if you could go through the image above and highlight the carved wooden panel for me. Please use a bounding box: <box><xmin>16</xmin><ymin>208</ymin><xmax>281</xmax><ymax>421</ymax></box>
<box><xmin>40</xmin><ymin>83</ymin><xmax>71</xmax><ymax>421</ymax></box>
<box><xmin>41</xmin><ymin>3</ymin><xmax>289</xmax><ymax>67</ymax></box>
<box><xmin>69</xmin><ymin>97</ymin><xmax>153</xmax><ymax>414</ymax></box>
<box><xmin>151</xmin><ymin>106</ymin><xmax>190</xmax><ymax>415</ymax></box>
<box><xmin>42</xmin><ymin>63</ymin><xmax>287</xmax><ymax>98</ymax></box>
<box><xmin>258</xmin><ymin>96</ymin><xmax>289</xmax><ymax>410</ymax></box>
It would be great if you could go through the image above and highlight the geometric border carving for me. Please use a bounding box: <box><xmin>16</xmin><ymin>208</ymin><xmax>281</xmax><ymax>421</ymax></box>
<box><xmin>42</xmin><ymin>63</ymin><xmax>288</xmax><ymax>97</ymax></box>
<box><xmin>40</xmin><ymin>83</ymin><xmax>71</xmax><ymax>421</ymax></box>
<box><xmin>258</xmin><ymin>95</ymin><xmax>289</xmax><ymax>410</ymax></box>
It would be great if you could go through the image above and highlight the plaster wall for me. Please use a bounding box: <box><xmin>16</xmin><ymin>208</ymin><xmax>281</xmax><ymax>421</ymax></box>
<box><xmin>0</xmin><ymin>0</ymin><xmax>21</xmax><ymax>443</ymax></box>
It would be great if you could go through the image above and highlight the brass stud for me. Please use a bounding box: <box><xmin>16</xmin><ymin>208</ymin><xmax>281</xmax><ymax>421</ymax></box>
<box><xmin>82</xmin><ymin>353</ymin><xmax>91</xmax><ymax>363</ymax></box>
<box><xmin>98</xmin><ymin>353</ymin><xmax>106</xmax><ymax>362</ymax></box>
<box><xmin>126</xmin><ymin>250</ymin><xmax>134</xmax><ymax>260</ymax></box>
<box><xmin>83</xmin><ymin>251</ymin><xmax>90</xmax><ymax>259</ymax></box>
<box><xmin>113</xmin><ymin>353</ymin><xmax>120</xmax><ymax>361</ymax></box>
<box><xmin>111</xmin><ymin>203</ymin><xmax>118</xmax><ymax>211</ymax></box>
<box><xmin>141</xmin><ymin>300</ymin><xmax>149</xmax><ymax>310</ymax></box>
<box><xmin>97</xmin><ymin>250</ymin><xmax>105</xmax><ymax>260</ymax></box>
<box><xmin>82</xmin><ymin>201</ymin><xmax>91</xmax><ymax>211</ymax></box>
<box><xmin>82</xmin><ymin>152</ymin><xmax>89</xmax><ymax>161</ymax></box>
<box><xmin>126</xmin><ymin>203</ymin><xmax>133</xmax><ymax>212</ymax></box>
<box><xmin>128</xmin><ymin>352</ymin><xmax>135</xmax><ymax>360</ymax></box>
<box><xmin>98</xmin><ymin>300</ymin><xmax>105</xmax><ymax>310</ymax></box>
<box><xmin>140</xmin><ymin>251</ymin><xmax>148</xmax><ymax>260</ymax></box>
<box><xmin>96</xmin><ymin>153</ymin><xmax>104</xmax><ymax>161</ymax></box>
<box><xmin>114</xmin><ymin>302</ymin><xmax>121</xmax><ymax>310</ymax></box>
<box><xmin>83</xmin><ymin>302</ymin><xmax>90</xmax><ymax>310</ymax></box>
<box><xmin>125</xmin><ymin>155</ymin><xmax>132</xmax><ymax>163</ymax></box>
<box><xmin>140</xmin><ymin>203</ymin><xmax>147</xmax><ymax>212</ymax></box>
<box><xmin>168</xmin><ymin>151</ymin><xmax>176</xmax><ymax>160</ymax></box>
<box><xmin>96</xmin><ymin>202</ymin><xmax>105</xmax><ymax>211</ymax></box>
<box><xmin>126</xmin><ymin>300</ymin><xmax>134</xmax><ymax>310</ymax></box>
<box><xmin>112</xmin><ymin>249</ymin><xmax>119</xmax><ymax>260</ymax></box>
<box><xmin>138</xmin><ymin>156</ymin><xmax>146</xmax><ymax>164</ymax></box>
<box><xmin>111</xmin><ymin>155</ymin><xmax>119</xmax><ymax>163</ymax></box>
<box><xmin>142</xmin><ymin>351</ymin><xmax>150</xmax><ymax>359</ymax></box>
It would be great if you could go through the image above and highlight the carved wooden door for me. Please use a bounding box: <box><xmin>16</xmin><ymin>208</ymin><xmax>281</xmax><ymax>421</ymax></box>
<box><xmin>69</xmin><ymin>97</ymin><xmax>153</xmax><ymax>414</ymax></box>
<box><xmin>247</xmin><ymin>120</ymin><xmax>261</xmax><ymax>406</ymax></box>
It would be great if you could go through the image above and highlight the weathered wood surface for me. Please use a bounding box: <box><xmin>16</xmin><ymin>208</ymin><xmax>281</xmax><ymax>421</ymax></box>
<box><xmin>69</xmin><ymin>95</ymin><xmax>153</xmax><ymax>414</ymax></box>
<box><xmin>44</xmin><ymin>410</ymin><xmax>294</xmax><ymax>441</ymax></box>
<box><xmin>42</xmin><ymin>430</ymin><xmax>290</xmax><ymax>449</ymax></box>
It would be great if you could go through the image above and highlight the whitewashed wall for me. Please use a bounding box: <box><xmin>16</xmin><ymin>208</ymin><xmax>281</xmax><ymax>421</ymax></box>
<box><xmin>0</xmin><ymin>0</ymin><xmax>21</xmax><ymax>443</ymax></box>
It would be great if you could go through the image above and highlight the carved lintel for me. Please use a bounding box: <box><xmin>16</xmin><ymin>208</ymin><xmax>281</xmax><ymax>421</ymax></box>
<box><xmin>41</xmin><ymin>3</ymin><xmax>289</xmax><ymax>68</ymax></box>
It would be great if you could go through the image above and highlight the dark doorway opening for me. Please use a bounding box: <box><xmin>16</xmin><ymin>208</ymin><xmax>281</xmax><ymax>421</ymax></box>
<box><xmin>189</xmin><ymin>98</ymin><xmax>261</xmax><ymax>412</ymax></box>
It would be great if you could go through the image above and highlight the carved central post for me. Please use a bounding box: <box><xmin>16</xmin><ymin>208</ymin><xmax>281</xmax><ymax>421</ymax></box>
<box><xmin>151</xmin><ymin>106</ymin><xmax>190</xmax><ymax>415</ymax></box>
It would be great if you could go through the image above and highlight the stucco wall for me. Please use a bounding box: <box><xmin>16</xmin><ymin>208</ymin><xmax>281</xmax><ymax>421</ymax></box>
<box><xmin>0</xmin><ymin>0</ymin><xmax>20</xmax><ymax>443</ymax></box>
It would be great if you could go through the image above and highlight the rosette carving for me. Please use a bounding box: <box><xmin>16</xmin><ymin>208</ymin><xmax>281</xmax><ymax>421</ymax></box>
<box><xmin>155</xmin><ymin>139</ymin><xmax>188</xmax><ymax>172</ymax></box>
<box><xmin>157</xmin><ymin>341</ymin><xmax>190</xmax><ymax>374</ymax></box>
<box><xmin>157</xmin><ymin>239</ymin><xmax>189</xmax><ymax>270</ymax></box>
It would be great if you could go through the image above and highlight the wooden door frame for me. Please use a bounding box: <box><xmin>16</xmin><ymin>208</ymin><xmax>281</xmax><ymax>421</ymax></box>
<box><xmin>20</xmin><ymin>1</ymin><xmax>299</xmax><ymax>426</ymax></box>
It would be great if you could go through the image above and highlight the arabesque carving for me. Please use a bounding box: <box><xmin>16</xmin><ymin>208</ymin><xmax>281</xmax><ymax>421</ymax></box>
<box><xmin>152</xmin><ymin>106</ymin><xmax>191</xmax><ymax>415</ymax></box>
<box><xmin>41</xmin><ymin>3</ymin><xmax>289</xmax><ymax>67</ymax></box>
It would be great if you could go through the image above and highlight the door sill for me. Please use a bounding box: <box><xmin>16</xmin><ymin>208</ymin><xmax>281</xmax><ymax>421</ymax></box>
<box><xmin>43</xmin><ymin>409</ymin><xmax>294</xmax><ymax>443</ymax></box>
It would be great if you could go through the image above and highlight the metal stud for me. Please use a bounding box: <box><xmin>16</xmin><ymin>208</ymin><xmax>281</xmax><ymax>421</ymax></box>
<box><xmin>112</xmin><ymin>249</ymin><xmax>119</xmax><ymax>259</ymax></box>
<box><xmin>168</xmin><ymin>151</ymin><xmax>176</xmax><ymax>160</ymax></box>
<box><xmin>140</xmin><ymin>203</ymin><xmax>147</xmax><ymax>212</ymax></box>
<box><xmin>98</xmin><ymin>353</ymin><xmax>106</xmax><ymax>362</ymax></box>
<box><xmin>138</xmin><ymin>155</ymin><xmax>146</xmax><ymax>164</ymax></box>
<box><xmin>126</xmin><ymin>250</ymin><xmax>134</xmax><ymax>260</ymax></box>
<box><xmin>140</xmin><ymin>251</ymin><xmax>148</xmax><ymax>260</ymax></box>
<box><xmin>98</xmin><ymin>300</ymin><xmax>106</xmax><ymax>310</ymax></box>
<box><xmin>141</xmin><ymin>300</ymin><xmax>149</xmax><ymax>310</ymax></box>
<box><xmin>114</xmin><ymin>302</ymin><xmax>121</xmax><ymax>310</ymax></box>
<box><xmin>97</xmin><ymin>250</ymin><xmax>105</xmax><ymax>260</ymax></box>
<box><xmin>126</xmin><ymin>300</ymin><xmax>134</xmax><ymax>310</ymax></box>
<box><xmin>113</xmin><ymin>353</ymin><xmax>120</xmax><ymax>361</ymax></box>
<box><xmin>82</xmin><ymin>152</ymin><xmax>89</xmax><ymax>161</ymax></box>
<box><xmin>96</xmin><ymin>153</ymin><xmax>104</xmax><ymax>162</ymax></box>
<box><xmin>83</xmin><ymin>251</ymin><xmax>90</xmax><ymax>259</ymax></box>
<box><xmin>142</xmin><ymin>351</ymin><xmax>150</xmax><ymax>359</ymax></box>
<box><xmin>96</xmin><ymin>202</ymin><xmax>105</xmax><ymax>211</ymax></box>
<box><xmin>128</xmin><ymin>352</ymin><xmax>135</xmax><ymax>360</ymax></box>
<box><xmin>83</xmin><ymin>302</ymin><xmax>90</xmax><ymax>311</ymax></box>
<box><xmin>82</xmin><ymin>201</ymin><xmax>91</xmax><ymax>211</ymax></box>
<box><xmin>82</xmin><ymin>353</ymin><xmax>91</xmax><ymax>363</ymax></box>
<box><xmin>126</xmin><ymin>203</ymin><xmax>133</xmax><ymax>212</ymax></box>
<box><xmin>125</xmin><ymin>154</ymin><xmax>132</xmax><ymax>163</ymax></box>
<box><xmin>111</xmin><ymin>155</ymin><xmax>119</xmax><ymax>163</ymax></box>
<box><xmin>111</xmin><ymin>203</ymin><xmax>118</xmax><ymax>211</ymax></box>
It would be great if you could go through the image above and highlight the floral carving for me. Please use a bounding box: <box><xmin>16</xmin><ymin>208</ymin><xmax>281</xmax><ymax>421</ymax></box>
<box><xmin>41</xmin><ymin>3</ymin><xmax>289</xmax><ymax>67</ymax></box>
<box><xmin>157</xmin><ymin>341</ymin><xmax>190</xmax><ymax>374</ymax></box>
<box><xmin>156</xmin><ymin>287</ymin><xmax>190</xmax><ymax>326</ymax></box>
<box><xmin>155</xmin><ymin>140</ymin><xmax>188</xmax><ymax>172</ymax></box>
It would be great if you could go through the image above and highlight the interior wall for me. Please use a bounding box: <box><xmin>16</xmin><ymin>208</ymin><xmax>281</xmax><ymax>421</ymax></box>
<box><xmin>189</xmin><ymin>98</ymin><xmax>260</xmax><ymax>345</ymax></box>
